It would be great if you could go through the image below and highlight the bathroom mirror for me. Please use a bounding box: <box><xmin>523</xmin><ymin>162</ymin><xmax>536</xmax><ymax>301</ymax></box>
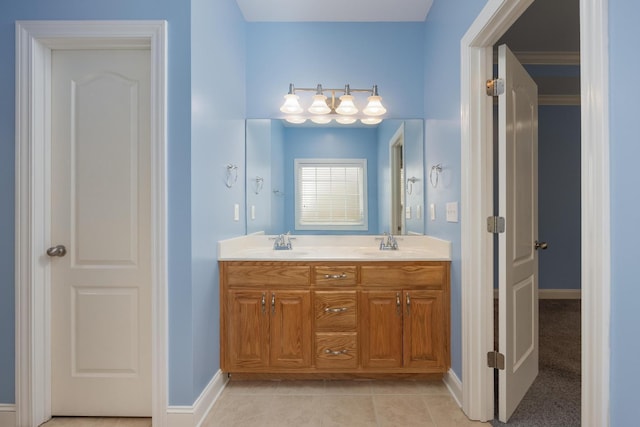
<box><xmin>245</xmin><ymin>119</ymin><xmax>424</xmax><ymax>236</ymax></box>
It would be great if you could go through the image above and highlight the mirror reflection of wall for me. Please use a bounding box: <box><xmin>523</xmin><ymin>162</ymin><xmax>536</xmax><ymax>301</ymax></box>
<box><xmin>245</xmin><ymin>119</ymin><xmax>425</xmax><ymax>236</ymax></box>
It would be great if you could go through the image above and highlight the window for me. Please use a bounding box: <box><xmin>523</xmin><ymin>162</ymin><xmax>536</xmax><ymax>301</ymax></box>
<box><xmin>294</xmin><ymin>159</ymin><xmax>368</xmax><ymax>231</ymax></box>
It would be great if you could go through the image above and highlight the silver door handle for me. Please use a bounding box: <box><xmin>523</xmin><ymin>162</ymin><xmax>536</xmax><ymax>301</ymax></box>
<box><xmin>46</xmin><ymin>245</ymin><xmax>67</xmax><ymax>257</ymax></box>
<box><xmin>534</xmin><ymin>241</ymin><xmax>548</xmax><ymax>250</ymax></box>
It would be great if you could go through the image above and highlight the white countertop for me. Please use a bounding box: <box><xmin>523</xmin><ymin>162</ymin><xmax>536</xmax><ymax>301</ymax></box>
<box><xmin>217</xmin><ymin>234</ymin><xmax>451</xmax><ymax>261</ymax></box>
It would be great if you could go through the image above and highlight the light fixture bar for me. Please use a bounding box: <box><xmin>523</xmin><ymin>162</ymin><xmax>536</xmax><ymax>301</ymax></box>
<box><xmin>280</xmin><ymin>82</ymin><xmax>387</xmax><ymax>123</ymax></box>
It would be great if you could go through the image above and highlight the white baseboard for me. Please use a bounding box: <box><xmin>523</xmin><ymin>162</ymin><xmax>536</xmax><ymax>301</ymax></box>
<box><xmin>167</xmin><ymin>370</ymin><xmax>228</xmax><ymax>427</ymax></box>
<box><xmin>0</xmin><ymin>404</ymin><xmax>16</xmax><ymax>427</ymax></box>
<box><xmin>443</xmin><ymin>369</ymin><xmax>463</xmax><ymax>407</ymax></box>
<box><xmin>493</xmin><ymin>288</ymin><xmax>581</xmax><ymax>299</ymax></box>
<box><xmin>538</xmin><ymin>289</ymin><xmax>581</xmax><ymax>299</ymax></box>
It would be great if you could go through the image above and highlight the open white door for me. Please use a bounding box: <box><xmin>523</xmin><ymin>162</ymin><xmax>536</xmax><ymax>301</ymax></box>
<box><xmin>497</xmin><ymin>44</ymin><xmax>539</xmax><ymax>422</ymax></box>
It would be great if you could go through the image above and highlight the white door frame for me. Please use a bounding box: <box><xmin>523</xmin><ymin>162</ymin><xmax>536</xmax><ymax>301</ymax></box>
<box><xmin>15</xmin><ymin>21</ymin><xmax>168</xmax><ymax>427</ymax></box>
<box><xmin>460</xmin><ymin>0</ymin><xmax>610</xmax><ymax>424</ymax></box>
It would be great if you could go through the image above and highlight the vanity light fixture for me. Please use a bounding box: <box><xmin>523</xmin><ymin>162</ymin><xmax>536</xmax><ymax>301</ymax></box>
<box><xmin>280</xmin><ymin>83</ymin><xmax>387</xmax><ymax>125</ymax></box>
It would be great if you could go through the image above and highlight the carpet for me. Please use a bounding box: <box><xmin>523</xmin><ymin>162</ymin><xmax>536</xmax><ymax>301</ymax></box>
<box><xmin>492</xmin><ymin>299</ymin><xmax>581</xmax><ymax>426</ymax></box>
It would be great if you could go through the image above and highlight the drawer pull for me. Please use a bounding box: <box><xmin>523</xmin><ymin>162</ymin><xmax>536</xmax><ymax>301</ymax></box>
<box><xmin>324</xmin><ymin>273</ymin><xmax>348</xmax><ymax>279</ymax></box>
<box><xmin>325</xmin><ymin>349</ymin><xmax>348</xmax><ymax>356</ymax></box>
<box><xmin>324</xmin><ymin>307</ymin><xmax>348</xmax><ymax>313</ymax></box>
<box><xmin>261</xmin><ymin>293</ymin><xmax>266</xmax><ymax>314</ymax></box>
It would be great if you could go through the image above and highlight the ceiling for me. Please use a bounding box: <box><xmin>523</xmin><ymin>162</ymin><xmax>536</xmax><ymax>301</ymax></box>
<box><xmin>499</xmin><ymin>0</ymin><xmax>580</xmax><ymax>53</ymax></box>
<box><xmin>236</xmin><ymin>0</ymin><xmax>578</xmax><ymax>53</ymax></box>
<box><xmin>235</xmin><ymin>0</ymin><xmax>433</xmax><ymax>22</ymax></box>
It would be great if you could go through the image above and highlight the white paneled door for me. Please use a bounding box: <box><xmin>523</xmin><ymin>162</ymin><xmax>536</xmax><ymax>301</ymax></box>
<box><xmin>497</xmin><ymin>44</ymin><xmax>539</xmax><ymax>422</ymax></box>
<box><xmin>50</xmin><ymin>49</ymin><xmax>151</xmax><ymax>416</ymax></box>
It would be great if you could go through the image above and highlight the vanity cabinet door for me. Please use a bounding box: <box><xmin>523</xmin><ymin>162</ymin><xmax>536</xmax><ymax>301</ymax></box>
<box><xmin>269</xmin><ymin>290</ymin><xmax>312</xmax><ymax>368</ymax></box>
<box><xmin>226</xmin><ymin>290</ymin><xmax>270</xmax><ymax>370</ymax></box>
<box><xmin>403</xmin><ymin>290</ymin><xmax>447</xmax><ymax>370</ymax></box>
<box><xmin>360</xmin><ymin>291</ymin><xmax>403</xmax><ymax>368</ymax></box>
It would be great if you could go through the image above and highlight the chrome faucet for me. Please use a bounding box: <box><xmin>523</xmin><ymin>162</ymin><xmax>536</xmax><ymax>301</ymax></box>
<box><xmin>379</xmin><ymin>232</ymin><xmax>399</xmax><ymax>250</ymax></box>
<box><xmin>273</xmin><ymin>232</ymin><xmax>293</xmax><ymax>250</ymax></box>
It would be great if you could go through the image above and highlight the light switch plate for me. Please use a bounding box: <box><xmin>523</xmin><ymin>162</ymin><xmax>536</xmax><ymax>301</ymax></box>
<box><xmin>234</xmin><ymin>203</ymin><xmax>240</xmax><ymax>221</ymax></box>
<box><xmin>405</xmin><ymin>206</ymin><xmax>412</xmax><ymax>219</ymax></box>
<box><xmin>446</xmin><ymin>202</ymin><xmax>458</xmax><ymax>222</ymax></box>
<box><xmin>416</xmin><ymin>204</ymin><xmax>422</xmax><ymax>219</ymax></box>
<box><xmin>430</xmin><ymin>203</ymin><xmax>436</xmax><ymax>221</ymax></box>
<box><xmin>250</xmin><ymin>205</ymin><xmax>256</xmax><ymax>220</ymax></box>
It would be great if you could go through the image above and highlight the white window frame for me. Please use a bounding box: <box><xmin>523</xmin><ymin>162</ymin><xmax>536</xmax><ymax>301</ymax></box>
<box><xmin>294</xmin><ymin>158</ymin><xmax>368</xmax><ymax>231</ymax></box>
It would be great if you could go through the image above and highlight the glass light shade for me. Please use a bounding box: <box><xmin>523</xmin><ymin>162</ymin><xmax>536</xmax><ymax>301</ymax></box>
<box><xmin>335</xmin><ymin>116</ymin><xmax>357</xmax><ymax>125</ymax></box>
<box><xmin>335</xmin><ymin>95</ymin><xmax>358</xmax><ymax>115</ymax></box>
<box><xmin>310</xmin><ymin>116</ymin><xmax>332</xmax><ymax>124</ymax></box>
<box><xmin>285</xmin><ymin>116</ymin><xmax>307</xmax><ymax>124</ymax></box>
<box><xmin>308</xmin><ymin>94</ymin><xmax>331</xmax><ymax>114</ymax></box>
<box><xmin>361</xmin><ymin>117</ymin><xmax>382</xmax><ymax>125</ymax></box>
<box><xmin>280</xmin><ymin>94</ymin><xmax>303</xmax><ymax>114</ymax></box>
<box><xmin>362</xmin><ymin>95</ymin><xmax>387</xmax><ymax>116</ymax></box>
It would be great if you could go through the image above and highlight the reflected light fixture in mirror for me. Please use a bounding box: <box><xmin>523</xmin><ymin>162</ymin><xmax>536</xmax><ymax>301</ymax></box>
<box><xmin>361</xmin><ymin>117</ymin><xmax>382</xmax><ymax>125</ymax></box>
<box><xmin>280</xmin><ymin>83</ymin><xmax>386</xmax><ymax>124</ymax></box>
<box><xmin>286</xmin><ymin>116</ymin><xmax>307</xmax><ymax>124</ymax></box>
<box><xmin>311</xmin><ymin>116</ymin><xmax>332</xmax><ymax>124</ymax></box>
<box><xmin>336</xmin><ymin>116</ymin><xmax>357</xmax><ymax>125</ymax></box>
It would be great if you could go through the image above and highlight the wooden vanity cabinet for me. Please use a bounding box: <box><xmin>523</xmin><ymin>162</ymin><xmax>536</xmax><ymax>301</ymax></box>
<box><xmin>360</xmin><ymin>264</ymin><xmax>450</xmax><ymax>372</ymax></box>
<box><xmin>220</xmin><ymin>260</ymin><xmax>450</xmax><ymax>377</ymax></box>
<box><xmin>221</xmin><ymin>263</ymin><xmax>312</xmax><ymax>371</ymax></box>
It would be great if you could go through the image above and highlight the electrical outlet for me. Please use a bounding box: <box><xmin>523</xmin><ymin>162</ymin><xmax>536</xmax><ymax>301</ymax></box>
<box><xmin>234</xmin><ymin>203</ymin><xmax>240</xmax><ymax>221</ymax></box>
<box><xmin>430</xmin><ymin>203</ymin><xmax>436</xmax><ymax>221</ymax></box>
<box><xmin>405</xmin><ymin>206</ymin><xmax>412</xmax><ymax>219</ymax></box>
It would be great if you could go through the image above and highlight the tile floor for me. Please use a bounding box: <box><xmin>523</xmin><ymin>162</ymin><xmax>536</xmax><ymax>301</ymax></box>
<box><xmin>43</xmin><ymin>380</ymin><xmax>488</xmax><ymax>427</ymax></box>
<box><xmin>203</xmin><ymin>379</ymin><xmax>489</xmax><ymax>427</ymax></box>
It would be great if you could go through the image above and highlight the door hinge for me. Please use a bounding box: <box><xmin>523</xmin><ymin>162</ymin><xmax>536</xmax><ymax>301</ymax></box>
<box><xmin>487</xmin><ymin>216</ymin><xmax>505</xmax><ymax>234</ymax></box>
<box><xmin>486</xmin><ymin>78</ymin><xmax>505</xmax><ymax>96</ymax></box>
<box><xmin>487</xmin><ymin>351</ymin><xmax>505</xmax><ymax>370</ymax></box>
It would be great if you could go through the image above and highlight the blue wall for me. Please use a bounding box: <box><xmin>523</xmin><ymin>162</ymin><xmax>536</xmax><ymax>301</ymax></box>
<box><xmin>246</xmin><ymin>22</ymin><xmax>425</xmax><ymax>119</ymax></box>
<box><xmin>282</xmin><ymin>127</ymin><xmax>379</xmax><ymax>234</ymax></box>
<box><xmin>609</xmin><ymin>2</ymin><xmax>640</xmax><ymax>424</ymax></box>
<box><xmin>189</xmin><ymin>0</ymin><xmax>246</xmax><ymax>405</ymax></box>
<box><xmin>538</xmin><ymin>106</ymin><xmax>581</xmax><ymax>290</ymax></box>
<box><xmin>423</xmin><ymin>0</ymin><xmax>489</xmax><ymax>377</ymax></box>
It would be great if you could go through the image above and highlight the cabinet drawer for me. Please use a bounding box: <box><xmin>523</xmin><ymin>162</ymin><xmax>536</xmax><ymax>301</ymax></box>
<box><xmin>360</xmin><ymin>264</ymin><xmax>446</xmax><ymax>287</ymax></box>
<box><xmin>314</xmin><ymin>291</ymin><xmax>357</xmax><ymax>331</ymax></box>
<box><xmin>315</xmin><ymin>333</ymin><xmax>358</xmax><ymax>369</ymax></box>
<box><xmin>313</xmin><ymin>266</ymin><xmax>357</xmax><ymax>286</ymax></box>
<box><xmin>224</xmin><ymin>263</ymin><xmax>310</xmax><ymax>287</ymax></box>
